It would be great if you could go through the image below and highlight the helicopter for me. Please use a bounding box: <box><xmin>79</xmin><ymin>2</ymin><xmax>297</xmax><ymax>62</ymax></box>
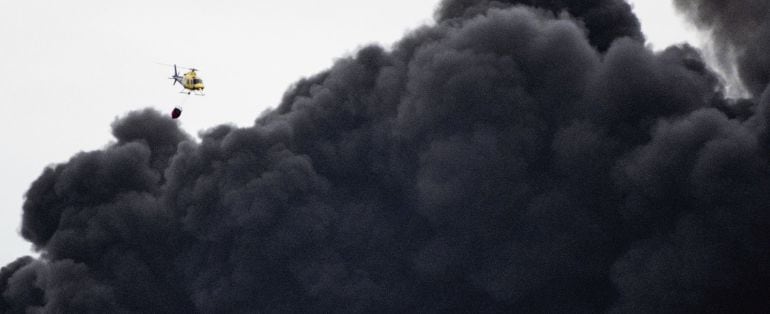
<box><xmin>162</xmin><ymin>64</ymin><xmax>205</xmax><ymax>119</ymax></box>
<box><xmin>169</xmin><ymin>64</ymin><xmax>205</xmax><ymax>96</ymax></box>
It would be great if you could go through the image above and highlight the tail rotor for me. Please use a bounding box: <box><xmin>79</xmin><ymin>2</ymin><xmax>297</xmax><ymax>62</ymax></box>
<box><xmin>169</xmin><ymin>64</ymin><xmax>180</xmax><ymax>85</ymax></box>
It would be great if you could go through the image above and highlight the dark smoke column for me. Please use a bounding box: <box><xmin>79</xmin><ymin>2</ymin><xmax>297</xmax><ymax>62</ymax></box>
<box><xmin>3</xmin><ymin>1</ymin><xmax>770</xmax><ymax>313</ymax></box>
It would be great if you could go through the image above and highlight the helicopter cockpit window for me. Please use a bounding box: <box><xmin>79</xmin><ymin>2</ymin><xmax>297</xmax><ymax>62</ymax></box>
<box><xmin>193</xmin><ymin>79</ymin><xmax>203</xmax><ymax>84</ymax></box>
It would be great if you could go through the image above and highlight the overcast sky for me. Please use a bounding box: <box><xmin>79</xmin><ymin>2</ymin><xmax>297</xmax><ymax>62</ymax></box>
<box><xmin>0</xmin><ymin>0</ymin><xmax>697</xmax><ymax>266</ymax></box>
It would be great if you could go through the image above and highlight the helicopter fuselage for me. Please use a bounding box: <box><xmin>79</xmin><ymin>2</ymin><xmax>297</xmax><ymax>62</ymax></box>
<box><xmin>180</xmin><ymin>71</ymin><xmax>204</xmax><ymax>91</ymax></box>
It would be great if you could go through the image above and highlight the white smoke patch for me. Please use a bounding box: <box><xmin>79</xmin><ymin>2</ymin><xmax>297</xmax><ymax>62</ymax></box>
<box><xmin>698</xmin><ymin>36</ymin><xmax>751</xmax><ymax>98</ymax></box>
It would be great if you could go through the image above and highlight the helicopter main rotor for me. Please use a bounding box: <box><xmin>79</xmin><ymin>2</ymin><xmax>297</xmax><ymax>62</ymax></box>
<box><xmin>156</xmin><ymin>62</ymin><xmax>199</xmax><ymax>72</ymax></box>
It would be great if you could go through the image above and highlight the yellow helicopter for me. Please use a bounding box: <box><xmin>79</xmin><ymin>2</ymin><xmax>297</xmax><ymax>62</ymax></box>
<box><xmin>169</xmin><ymin>64</ymin><xmax>205</xmax><ymax>96</ymax></box>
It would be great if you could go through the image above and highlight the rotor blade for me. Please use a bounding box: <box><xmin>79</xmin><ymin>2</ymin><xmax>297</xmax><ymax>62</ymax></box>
<box><xmin>155</xmin><ymin>62</ymin><xmax>199</xmax><ymax>71</ymax></box>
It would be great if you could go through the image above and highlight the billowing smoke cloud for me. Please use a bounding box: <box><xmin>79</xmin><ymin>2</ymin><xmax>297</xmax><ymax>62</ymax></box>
<box><xmin>673</xmin><ymin>0</ymin><xmax>770</xmax><ymax>97</ymax></box>
<box><xmin>435</xmin><ymin>0</ymin><xmax>644</xmax><ymax>51</ymax></box>
<box><xmin>3</xmin><ymin>1</ymin><xmax>770</xmax><ymax>312</ymax></box>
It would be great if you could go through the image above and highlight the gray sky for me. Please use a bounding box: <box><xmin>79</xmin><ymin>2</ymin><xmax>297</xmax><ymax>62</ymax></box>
<box><xmin>0</xmin><ymin>0</ymin><xmax>696</xmax><ymax>266</ymax></box>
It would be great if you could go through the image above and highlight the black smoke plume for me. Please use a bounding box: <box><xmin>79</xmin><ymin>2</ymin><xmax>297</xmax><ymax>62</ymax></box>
<box><xmin>3</xmin><ymin>1</ymin><xmax>770</xmax><ymax>312</ymax></box>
